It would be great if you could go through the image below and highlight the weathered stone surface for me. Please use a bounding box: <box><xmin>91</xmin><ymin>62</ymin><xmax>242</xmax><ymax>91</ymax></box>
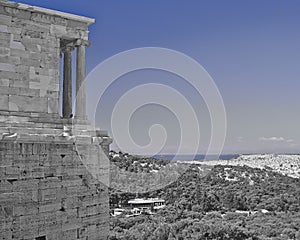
<box><xmin>0</xmin><ymin>38</ymin><xmax>9</xmax><ymax>47</ymax></box>
<box><xmin>67</xmin><ymin>19</ymin><xmax>87</xmax><ymax>30</ymax></box>
<box><xmin>0</xmin><ymin>32</ymin><xmax>10</xmax><ymax>40</ymax></box>
<box><xmin>9</xmin><ymin>95</ymin><xmax>48</xmax><ymax>113</ymax></box>
<box><xmin>4</xmin><ymin>6</ymin><xmax>21</xmax><ymax>17</ymax></box>
<box><xmin>10</xmin><ymin>48</ymin><xmax>29</xmax><ymax>58</ymax></box>
<box><xmin>0</xmin><ymin>1</ymin><xmax>109</xmax><ymax>239</ymax></box>
<box><xmin>0</xmin><ymin>47</ymin><xmax>10</xmax><ymax>57</ymax></box>
<box><xmin>47</xmin><ymin>97</ymin><xmax>58</xmax><ymax>114</ymax></box>
<box><xmin>11</xmin><ymin>80</ymin><xmax>28</xmax><ymax>88</ymax></box>
<box><xmin>0</xmin><ymin>95</ymin><xmax>8</xmax><ymax>111</ymax></box>
<box><xmin>10</xmin><ymin>40</ymin><xmax>25</xmax><ymax>50</ymax></box>
<box><xmin>50</xmin><ymin>24</ymin><xmax>67</xmax><ymax>37</ymax></box>
<box><xmin>0</xmin><ymin>24</ymin><xmax>8</xmax><ymax>32</ymax></box>
<box><xmin>0</xmin><ymin>14</ymin><xmax>12</xmax><ymax>26</ymax></box>
<box><xmin>0</xmin><ymin>141</ymin><xmax>109</xmax><ymax>239</ymax></box>
<box><xmin>0</xmin><ymin>78</ymin><xmax>9</xmax><ymax>86</ymax></box>
<box><xmin>0</xmin><ymin>56</ymin><xmax>20</xmax><ymax>65</ymax></box>
<box><xmin>31</xmin><ymin>12</ymin><xmax>68</xmax><ymax>26</ymax></box>
<box><xmin>7</xmin><ymin>26</ymin><xmax>22</xmax><ymax>35</ymax></box>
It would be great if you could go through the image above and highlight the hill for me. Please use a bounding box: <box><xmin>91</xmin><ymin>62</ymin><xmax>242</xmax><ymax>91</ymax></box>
<box><xmin>195</xmin><ymin>154</ymin><xmax>300</xmax><ymax>178</ymax></box>
<box><xmin>108</xmin><ymin>152</ymin><xmax>300</xmax><ymax>240</ymax></box>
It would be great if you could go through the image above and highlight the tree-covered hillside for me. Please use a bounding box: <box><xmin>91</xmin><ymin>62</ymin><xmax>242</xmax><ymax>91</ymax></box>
<box><xmin>108</xmin><ymin>152</ymin><xmax>300</xmax><ymax>240</ymax></box>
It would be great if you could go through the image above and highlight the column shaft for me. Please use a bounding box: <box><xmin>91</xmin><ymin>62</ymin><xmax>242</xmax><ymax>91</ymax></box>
<box><xmin>76</xmin><ymin>45</ymin><xmax>87</xmax><ymax>119</ymax></box>
<box><xmin>62</xmin><ymin>48</ymin><xmax>73</xmax><ymax>118</ymax></box>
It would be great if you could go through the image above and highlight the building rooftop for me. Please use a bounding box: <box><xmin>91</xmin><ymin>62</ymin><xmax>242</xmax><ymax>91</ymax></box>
<box><xmin>128</xmin><ymin>198</ymin><xmax>165</xmax><ymax>204</ymax></box>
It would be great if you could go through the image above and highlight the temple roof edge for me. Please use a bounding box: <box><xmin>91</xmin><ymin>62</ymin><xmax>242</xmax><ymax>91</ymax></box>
<box><xmin>0</xmin><ymin>0</ymin><xmax>95</xmax><ymax>26</ymax></box>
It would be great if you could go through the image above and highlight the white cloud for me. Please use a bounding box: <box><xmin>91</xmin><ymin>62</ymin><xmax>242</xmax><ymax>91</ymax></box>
<box><xmin>259</xmin><ymin>137</ymin><xmax>285</xmax><ymax>142</ymax></box>
<box><xmin>259</xmin><ymin>137</ymin><xmax>294</xmax><ymax>143</ymax></box>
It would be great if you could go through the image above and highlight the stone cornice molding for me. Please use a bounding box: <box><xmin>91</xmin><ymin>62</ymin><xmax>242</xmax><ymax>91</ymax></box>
<box><xmin>0</xmin><ymin>0</ymin><xmax>95</xmax><ymax>26</ymax></box>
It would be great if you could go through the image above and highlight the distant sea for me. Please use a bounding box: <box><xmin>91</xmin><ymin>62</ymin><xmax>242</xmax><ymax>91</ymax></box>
<box><xmin>152</xmin><ymin>154</ymin><xmax>240</xmax><ymax>161</ymax></box>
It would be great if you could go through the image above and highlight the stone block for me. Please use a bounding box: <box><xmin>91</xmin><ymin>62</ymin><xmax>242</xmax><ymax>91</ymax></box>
<box><xmin>62</xmin><ymin>217</ymin><xmax>81</xmax><ymax>232</ymax></box>
<box><xmin>5</xmin><ymin>166</ymin><xmax>20</xmax><ymax>175</ymax></box>
<box><xmin>31</xmin><ymin>167</ymin><xmax>45</xmax><ymax>178</ymax></box>
<box><xmin>19</xmin><ymin>87</ymin><xmax>40</xmax><ymax>97</ymax></box>
<box><xmin>15</xmin><ymin>64</ymin><xmax>29</xmax><ymax>74</ymax></box>
<box><xmin>0</xmin><ymin>47</ymin><xmax>9</xmax><ymax>57</ymax></box>
<box><xmin>21</xmin><ymin>41</ymin><xmax>39</xmax><ymax>52</ymax></box>
<box><xmin>0</xmin><ymin>38</ymin><xmax>9</xmax><ymax>47</ymax></box>
<box><xmin>0</xmin><ymin>63</ymin><xmax>15</xmax><ymax>72</ymax></box>
<box><xmin>48</xmin><ymin>68</ymin><xmax>59</xmax><ymax>77</ymax></box>
<box><xmin>63</xmin><ymin>197</ymin><xmax>82</xmax><ymax>209</ymax></box>
<box><xmin>10</xmin><ymin>48</ymin><xmax>30</xmax><ymax>58</ymax></box>
<box><xmin>19</xmin><ymin>214</ymin><xmax>39</xmax><ymax>229</ymax></box>
<box><xmin>61</xmin><ymin>178</ymin><xmax>82</xmax><ymax>187</ymax></box>
<box><xmin>68</xmin><ymin>28</ymin><xmax>84</xmax><ymax>39</ymax></box>
<box><xmin>48</xmin><ymin>98</ymin><xmax>59</xmax><ymax>114</ymax></box>
<box><xmin>0</xmin><ymin>24</ymin><xmax>8</xmax><ymax>33</ymax></box>
<box><xmin>0</xmin><ymin>56</ymin><xmax>20</xmax><ymax>65</ymax></box>
<box><xmin>13</xmin><ymin>203</ymin><xmax>38</xmax><ymax>217</ymax></box>
<box><xmin>9</xmin><ymin>95</ymin><xmax>48</xmax><ymax>113</ymax></box>
<box><xmin>0</xmin><ymin>180</ymin><xmax>12</xmax><ymax>194</ymax></box>
<box><xmin>0</xmin><ymin>14</ymin><xmax>12</xmax><ymax>26</ymax></box>
<box><xmin>22</xmin><ymin>57</ymin><xmax>40</xmax><ymax>67</ymax></box>
<box><xmin>10</xmin><ymin>40</ymin><xmax>25</xmax><ymax>50</ymax></box>
<box><xmin>0</xmin><ymin>32</ymin><xmax>10</xmax><ymax>40</ymax></box>
<box><xmin>67</xmin><ymin>19</ymin><xmax>87</xmax><ymax>30</ymax></box>
<box><xmin>10</xmin><ymin>80</ymin><xmax>28</xmax><ymax>88</ymax></box>
<box><xmin>45</xmin><ymin>90</ymin><xmax>59</xmax><ymax>98</ymax></box>
<box><xmin>61</xmin><ymin>229</ymin><xmax>77</xmax><ymax>240</ymax></box>
<box><xmin>13</xmin><ymin>179</ymin><xmax>39</xmax><ymax>191</ymax></box>
<box><xmin>29</xmin><ymin>51</ymin><xmax>44</xmax><ymax>60</ymax></box>
<box><xmin>81</xmin><ymin>195</ymin><xmax>107</xmax><ymax>207</ymax></box>
<box><xmin>82</xmin><ymin>213</ymin><xmax>106</xmax><ymax>225</ymax></box>
<box><xmin>39</xmin><ymin>188</ymin><xmax>57</xmax><ymax>201</ymax></box>
<box><xmin>38</xmin><ymin>178</ymin><xmax>61</xmax><ymax>190</ymax></box>
<box><xmin>50</xmin><ymin>24</ymin><xmax>66</xmax><ymax>37</ymax></box>
<box><xmin>12</xmin><ymin>33</ymin><xmax>21</xmax><ymax>42</ymax></box>
<box><xmin>23</xmin><ymin>22</ymin><xmax>50</xmax><ymax>33</ymax></box>
<box><xmin>0</xmin><ymin>192</ymin><xmax>21</xmax><ymax>205</ymax></box>
<box><xmin>7</xmin><ymin>26</ymin><xmax>22</xmax><ymax>35</ymax></box>
<box><xmin>0</xmin><ymin>71</ymin><xmax>20</xmax><ymax>80</ymax></box>
<box><xmin>0</xmin><ymin>152</ymin><xmax>12</xmax><ymax>167</ymax></box>
<box><xmin>0</xmin><ymin>95</ymin><xmax>8</xmax><ymax>111</ymax></box>
<box><xmin>39</xmin><ymin>202</ymin><xmax>61</xmax><ymax>213</ymax></box>
<box><xmin>22</xmin><ymin>29</ymin><xmax>48</xmax><ymax>39</ymax></box>
<box><xmin>0</xmin><ymin>229</ymin><xmax>12</xmax><ymax>240</ymax></box>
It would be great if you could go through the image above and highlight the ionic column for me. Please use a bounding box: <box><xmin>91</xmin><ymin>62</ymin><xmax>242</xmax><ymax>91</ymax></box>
<box><xmin>62</xmin><ymin>45</ymin><xmax>74</xmax><ymax>118</ymax></box>
<box><xmin>75</xmin><ymin>39</ymin><xmax>90</xmax><ymax>120</ymax></box>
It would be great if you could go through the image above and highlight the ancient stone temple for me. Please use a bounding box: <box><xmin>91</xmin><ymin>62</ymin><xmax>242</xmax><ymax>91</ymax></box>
<box><xmin>0</xmin><ymin>1</ymin><xmax>111</xmax><ymax>239</ymax></box>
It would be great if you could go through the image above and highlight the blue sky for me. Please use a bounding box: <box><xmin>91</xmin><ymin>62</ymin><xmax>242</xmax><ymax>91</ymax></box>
<box><xmin>17</xmin><ymin>0</ymin><xmax>300</xmax><ymax>154</ymax></box>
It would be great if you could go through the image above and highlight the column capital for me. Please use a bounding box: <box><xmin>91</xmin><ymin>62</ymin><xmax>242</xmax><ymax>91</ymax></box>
<box><xmin>61</xmin><ymin>39</ymin><xmax>76</xmax><ymax>53</ymax></box>
<box><xmin>61</xmin><ymin>44</ymin><xmax>75</xmax><ymax>53</ymax></box>
<box><xmin>75</xmin><ymin>39</ymin><xmax>91</xmax><ymax>47</ymax></box>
